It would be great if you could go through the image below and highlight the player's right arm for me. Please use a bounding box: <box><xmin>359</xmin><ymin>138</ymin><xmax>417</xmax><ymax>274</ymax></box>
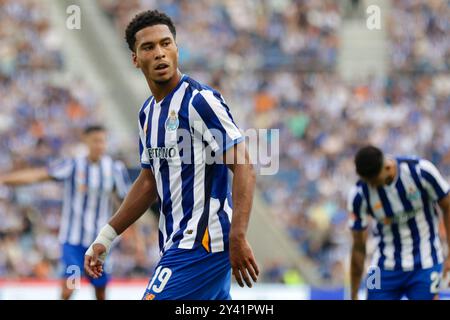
<box><xmin>85</xmin><ymin>103</ymin><xmax>158</xmax><ymax>278</ymax></box>
<box><xmin>0</xmin><ymin>168</ymin><xmax>51</xmax><ymax>186</ymax></box>
<box><xmin>350</xmin><ymin>229</ymin><xmax>367</xmax><ymax>300</ymax></box>
<box><xmin>84</xmin><ymin>167</ymin><xmax>158</xmax><ymax>278</ymax></box>
<box><xmin>347</xmin><ymin>185</ymin><xmax>369</xmax><ymax>300</ymax></box>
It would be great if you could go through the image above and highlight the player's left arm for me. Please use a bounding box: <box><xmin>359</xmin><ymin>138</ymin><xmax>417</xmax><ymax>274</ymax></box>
<box><xmin>190</xmin><ymin>90</ymin><xmax>259</xmax><ymax>287</ymax></box>
<box><xmin>224</xmin><ymin>141</ymin><xmax>259</xmax><ymax>288</ymax></box>
<box><xmin>419</xmin><ymin>159</ymin><xmax>450</xmax><ymax>281</ymax></box>
<box><xmin>439</xmin><ymin>193</ymin><xmax>450</xmax><ymax>282</ymax></box>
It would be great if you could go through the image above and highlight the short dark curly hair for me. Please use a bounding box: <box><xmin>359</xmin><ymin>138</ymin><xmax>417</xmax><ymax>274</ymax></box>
<box><xmin>83</xmin><ymin>124</ymin><xmax>106</xmax><ymax>135</ymax></box>
<box><xmin>354</xmin><ymin>145</ymin><xmax>384</xmax><ymax>179</ymax></box>
<box><xmin>125</xmin><ymin>10</ymin><xmax>176</xmax><ymax>52</ymax></box>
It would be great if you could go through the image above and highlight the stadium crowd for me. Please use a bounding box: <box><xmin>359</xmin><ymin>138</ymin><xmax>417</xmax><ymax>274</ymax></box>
<box><xmin>0</xmin><ymin>0</ymin><xmax>159</xmax><ymax>280</ymax></box>
<box><xmin>98</xmin><ymin>0</ymin><xmax>450</xmax><ymax>285</ymax></box>
<box><xmin>0</xmin><ymin>0</ymin><xmax>449</xmax><ymax>288</ymax></box>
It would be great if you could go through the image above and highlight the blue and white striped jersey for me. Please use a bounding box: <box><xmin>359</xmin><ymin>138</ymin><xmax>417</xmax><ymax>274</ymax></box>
<box><xmin>348</xmin><ymin>157</ymin><xmax>450</xmax><ymax>271</ymax></box>
<box><xmin>47</xmin><ymin>155</ymin><xmax>131</xmax><ymax>247</ymax></box>
<box><xmin>138</xmin><ymin>74</ymin><xmax>243</xmax><ymax>255</ymax></box>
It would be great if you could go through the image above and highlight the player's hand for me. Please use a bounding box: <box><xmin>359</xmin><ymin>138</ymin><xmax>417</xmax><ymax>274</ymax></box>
<box><xmin>84</xmin><ymin>243</ymin><xmax>107</xmax><ymax>279</ymax></box>
<box><xmin>443</xmin><ymin>257</ymin><xmax>450</xmax><ymax>287</ymax></box>
<box><xmin>229</xmin><ymin>235</ymin><xmax>259</xmax><ymax>288</ymax></box>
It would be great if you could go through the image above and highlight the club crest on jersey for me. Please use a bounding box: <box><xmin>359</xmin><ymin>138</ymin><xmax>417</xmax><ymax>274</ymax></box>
<box><xmin>407</xmin><ymin>186</ymin><xmax>421</xmax><ymax>201</ymax></box>
<box><xmin>165</xmin><ymin>110</ymin><xmax>179</xmax><ymax>132</ymax></box>
<box><xmin>373</xmin><ymin>202</ymin><xmax>382</xmax><ymax>211</ymax></box>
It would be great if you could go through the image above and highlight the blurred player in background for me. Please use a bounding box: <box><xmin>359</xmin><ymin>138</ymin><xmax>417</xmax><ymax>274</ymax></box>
<box><xmin>84</xmin><ymin>10</ymin><xmax>259</xmax><ymax>300</ymax></box>
<box><xmin>348</xmin><ymin>145</ymin><xmax>450</xmax><ymax>300</ymax></box>
<box><xmin>0</xmin><ymin>125</ymin><xmax>131</xmax><ymax>300</ymax></box>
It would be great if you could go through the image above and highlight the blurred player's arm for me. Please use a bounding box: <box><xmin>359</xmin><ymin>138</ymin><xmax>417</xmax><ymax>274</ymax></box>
<box><xmin>225</xmin><ymin>141</ymin><xmax>259</xmax><ymax>288</ymax></box>
<box><xmin>85</xmin><ymin>168</ymin><xmax>157</xmax><ymax>278</ymax></box>
<box><xmin>439</xmin><ymin>194</ymin><xmax>450</xmax><ymax>281</ymax></box>
<box><xmin>350</xmin><ymin>229</ymin><xmax>367</xmax><ymax>300</ymax></box>
<box><xmin>0</xmin><ymin>158</ymin><xmax>74</xmax><ymax>186</ymax></box>
<box><xmin>0</xmin><ymin>167</ymin><xmax>51</xmax><ymax>186</ymax></box>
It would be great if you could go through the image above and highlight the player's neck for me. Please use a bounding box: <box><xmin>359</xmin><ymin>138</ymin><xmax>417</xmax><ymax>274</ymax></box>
<box><xmin>87</xmin><ymin>154</ymin><xmax>101</xmax><ymax>163</ymax></box>
<box><xmin>149</xmin><ymin>71</ymin><xmax>182</xmax><ymax>103</ymax></box>
<box><xmin>391</xmin><ymin>160</ymin><xmax>398</xmax><ymax>182</ymax></box>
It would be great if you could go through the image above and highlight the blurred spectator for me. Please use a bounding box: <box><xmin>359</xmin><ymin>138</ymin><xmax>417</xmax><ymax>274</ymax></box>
<box><xmin>98</xmin><ymin>0</ymin><xmax>340</xmax><ymax>71</ymax></box>
<box><xmin>388</xmin><ymin>0</ymin><xmax>450</xmax><ymax>72</ymax></box>
<box><xmin>0</xmin><ymin>0</ymin><xmax>159</xmax><ymax>281</ymax></box>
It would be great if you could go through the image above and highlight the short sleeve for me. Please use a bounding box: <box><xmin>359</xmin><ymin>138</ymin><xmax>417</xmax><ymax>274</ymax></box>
<box><xmin>112</xmin><ymin>160</ymin><xmax>131</xmax><ymax>199</ymax></box>
<box><xmin>347</xmin><ymin>185</ymin><xmax>369</xmax><ymax>231</ymax></box>
<box><xmin>418</xmin><ymin>159</ymin><xmax>450</xmax><ymax>202</ymax></box>
<box><xmin>189</xmin><ymin>90</ymin><xmax>243</xmax><ymax>154</ymax></box>
<box><xmin>47</xmin><ymin>158</ymin><xmax>74</xmax><ymax>182</ymax></box>
<box><xmin>138</xmin><ymin>98</ymin><xmax>152</xmax><ymax>169</ymax></box>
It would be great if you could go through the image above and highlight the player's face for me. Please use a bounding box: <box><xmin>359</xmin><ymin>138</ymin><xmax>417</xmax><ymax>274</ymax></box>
<box><xmin>84</xmin><ymin>131</ymin><xmax>107</xmax><ymax>160</ymax></box>
<box><xmin>132</xmin><ymin>25</ymin><xmax>178</xmax><ymax>84</ymax></box>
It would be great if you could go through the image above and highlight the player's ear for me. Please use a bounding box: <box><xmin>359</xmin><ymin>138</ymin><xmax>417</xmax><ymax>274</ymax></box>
<box><xmin>385</xmin><ymin>161</ymin><xmax>391</xmax><ymax>170</ymax></box>
<box><xmin>132</xmin><ymin>52</ymin><xmax>139</xmax><ymax>68</ymax></box>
